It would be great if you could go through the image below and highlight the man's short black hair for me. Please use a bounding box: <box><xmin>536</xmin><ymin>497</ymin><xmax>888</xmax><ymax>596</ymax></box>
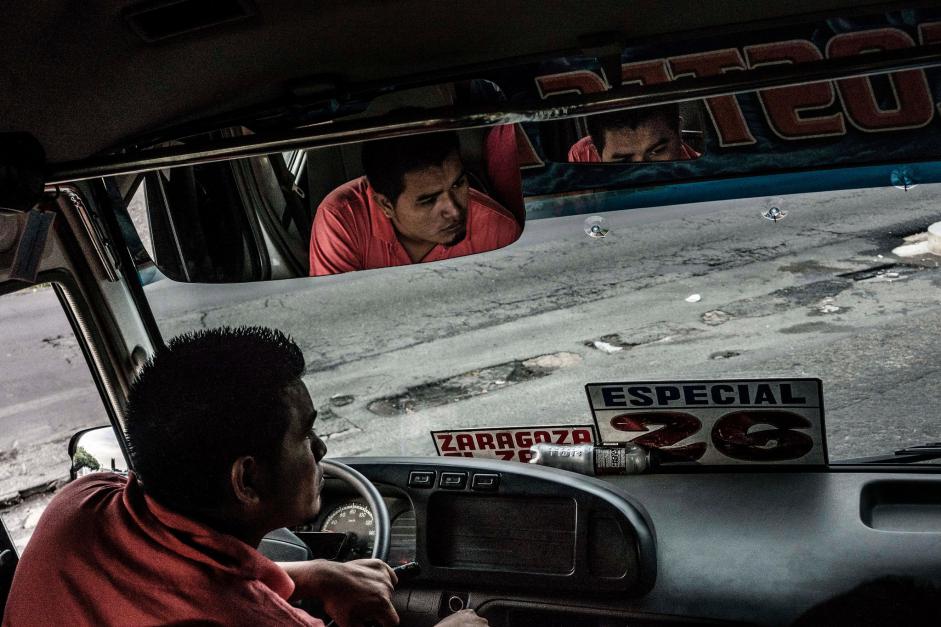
<box><xmin>124</xmin><ymin>326</ymin><xmax>305</xmax><ymax>513</ymax></box>
<box><xmin>587</xmin><ymin>103</ymin><xmax>681</xmax><ymax>154</ymax></box>
<box><xmin>362</xmin><ymin>131</ymin><xmax>461</xmax><ymax>203</ymax></box>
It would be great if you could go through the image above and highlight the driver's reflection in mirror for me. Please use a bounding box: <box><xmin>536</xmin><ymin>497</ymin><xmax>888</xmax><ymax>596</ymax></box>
<box><xmin>568</xmin><ymin>103</ymin><xmax>701</xmax><ymax>163</ymax></box>
<box><xmin>6</xmin><ymin>327</ymin><xmax>489</xmax><ymax>627</ymax></box>
<box><xmin>309</xmin><ymin>132</ymin><xmax>521</xmax><ymax>276</ymax></box>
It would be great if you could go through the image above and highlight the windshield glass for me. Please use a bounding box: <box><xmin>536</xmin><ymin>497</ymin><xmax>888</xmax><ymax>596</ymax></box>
<box><xmin>139</xmin><ymin>182</ymin><xmax>941</xmax><ymax>461</ymax></box>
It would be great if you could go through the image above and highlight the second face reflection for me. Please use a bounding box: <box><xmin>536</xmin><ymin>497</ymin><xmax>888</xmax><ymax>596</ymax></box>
<box><xmin>565</xmin><ymin>103</ymin><xmax>703</xmax><ymax>164</ymax></box>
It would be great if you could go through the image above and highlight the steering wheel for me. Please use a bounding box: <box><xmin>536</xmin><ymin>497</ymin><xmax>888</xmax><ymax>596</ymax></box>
<box><xmin>321</xmin><ymin>459</ymin><xmax>391</xmax><ymax>562</ymax></box>
<box><xmin>259</xmin><ymin>459</ymin><xmax>390</xmax><ymax>564</ymax></box>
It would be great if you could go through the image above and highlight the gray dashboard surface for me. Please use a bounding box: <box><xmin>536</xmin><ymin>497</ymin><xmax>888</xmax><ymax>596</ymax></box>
<box><xmin>342</xmin><ymin>458</ymin><xmax>941</xmax><ymax>626</ymax></box>
<box><xmin>583</xmin><ymin>470</ymin><xmax>941</xmax><ymax>625</ymax></box>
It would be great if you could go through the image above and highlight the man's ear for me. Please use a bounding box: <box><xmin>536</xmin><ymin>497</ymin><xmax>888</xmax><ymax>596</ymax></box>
<box><xmin>373</xmin><ymin>192</ymin><xmax>396</xmax><ymax>219</ymax></box>
<box><xmin>230</xmin><ymin>455</ymin><xmax>262</xmax><ymax>506</ymax></box>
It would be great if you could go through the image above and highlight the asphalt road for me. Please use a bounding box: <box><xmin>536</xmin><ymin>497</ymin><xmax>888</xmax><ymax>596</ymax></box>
<box><xmin>3</xmin><ymin>185</ymin><xmax>941</xmax><ymax>507</ymax></box>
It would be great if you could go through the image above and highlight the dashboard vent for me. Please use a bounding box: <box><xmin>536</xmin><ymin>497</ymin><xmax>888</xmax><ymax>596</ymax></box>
<box><xmin>124</xmin><ymin>0</ymin><xmax>256</xmax><ymax>43</ymax></box>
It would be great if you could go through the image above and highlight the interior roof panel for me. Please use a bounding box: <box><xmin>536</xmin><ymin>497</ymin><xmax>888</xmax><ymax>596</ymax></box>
<box><xmin>0</xmin><ymin>0</ymin><xmax>924</xmax><ymax>163</ymax></box>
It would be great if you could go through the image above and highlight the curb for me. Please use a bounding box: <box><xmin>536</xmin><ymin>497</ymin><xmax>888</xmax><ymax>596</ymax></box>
<box><xmin>0</xmin><ymin>478</ymin><xmax>67</xmax><ymax>510</ymax></box>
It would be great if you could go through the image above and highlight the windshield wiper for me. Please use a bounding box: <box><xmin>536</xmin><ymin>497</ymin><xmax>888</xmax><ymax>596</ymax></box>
<box><xmin>837</xmin><ymin>442</ymin><xmax>941</xmax><ymax>465</ymax></box>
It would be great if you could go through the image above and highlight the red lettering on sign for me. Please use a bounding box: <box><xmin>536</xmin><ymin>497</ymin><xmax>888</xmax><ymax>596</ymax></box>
<box><xmin>711</xmin><ymin>411</ymin><xmax>814</xmax><ymax>461</ymax></box>
<box><xmin>620</xmin><ymin>59</ymin><xmax>671</xmax><ymax>86</ymax></box>
<box><xmin>572</xmin><ymin>429</ymin><xmax>592</xmax><ymax>444</ymax></box>
<box><xmin>827</xmin><ymin>28</ymin><xmax>934</xmax><ymax>131</ymax></box>
<box><xmin>610</xmin><ymin>411</ymin><xmax>706</xmax><ymax>461</ymax></box>
<box><xmin>515</xmin><ymin>431</ymin><xmax>533</xmax><ymax>448</ymax></box>
<box><xmin>745</xmin><ymin>40</ymin><xmax>846</xmax><ymax>139</ymax></box>
<box><xmin>518</xmin><ymin>450</ymin><xmax>536</xmax><ymax>463</ymax></box>
<box><xmin>456</xmin><ymin>433</ymin><xmax>474</xmax><ymax>451</ymax></box>
<box><xmin>495</xmin><ymin>432</ymin><xmax>513</xmax><ymax>449</ymax></box>
<box><xmin>535</xmin><ymin>70</ymin><xmax>608</xmax><ymax>99</ymax></box>
<box><xmin>669</xmin><ymin>49</ymin><xmax>756</xmax><ymax>146</ymax></box>
<box><xmin>496</xmin><ymin>450</ymin><xmax>515</xmax><ymax>461</ymax></box>
<box><xmin>552</xmin><ymin>429</ymin><xmax>570</xmax><ymax>444</ymax></box>
<box><xmin>475</xmin><ymin>433</ymin><xmax>496</xmax><ymax>450</ymax></box>
<box><xmin>533</xmin><ymin>430</ymin><xmax>551</xmax><ymax>444</ymax></box>
<box><xmin>437</xmin><ymin>434</ymin><xmax>456</xmax><ymax>452</ymax></box>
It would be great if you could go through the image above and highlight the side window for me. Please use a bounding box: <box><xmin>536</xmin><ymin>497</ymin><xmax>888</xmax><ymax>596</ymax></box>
<box><xmin>0</xmin><ymin>285</ymin><xmax>109</xmax><ymax>553</ymax></box>
<box><xmin>114</xmin><ymin>156</ymin><xmax>307</xmax><ymax>283</ymax></box>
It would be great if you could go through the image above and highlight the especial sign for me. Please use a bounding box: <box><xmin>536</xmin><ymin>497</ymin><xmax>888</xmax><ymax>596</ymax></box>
<box><xmin>586</xmin><ymin>379</ymin><xmax>827</xmax><ymax>465</ymax></box>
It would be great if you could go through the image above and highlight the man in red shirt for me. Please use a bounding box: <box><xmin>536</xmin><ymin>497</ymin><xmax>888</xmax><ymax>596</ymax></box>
<box><xmin>310</xmin><ymin>132</ymin><xmax>521</xmax><ymax>276</ymax></box>
<box><xmin>3</xmin><ymin>327</ymin><xmax>485</xmax><ymax>627</ymax></box>
<box><xmin>567</xmin><ymin>104</ymin><xmax>701</xmax><ymax>163</ymax></box>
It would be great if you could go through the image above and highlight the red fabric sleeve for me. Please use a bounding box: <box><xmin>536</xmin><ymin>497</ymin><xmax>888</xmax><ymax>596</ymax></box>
<box><xmin>492</xmin><ymin>210</ymin><xmax>522</xmax><ymax>248</ymax></box>
<box><xmin>484</xmin><ymin>124</ymin><xmax>525</xmax><ymax>226</ymax></box>
<box><xmin>309</xmin><ymin>199</ymin><xmax>363</xmax><ymax>276</ymax></box>
<box><xmin>567</xmin><ymin>136</ymin><xmax>601</xmax><ymax>163</ymax></box>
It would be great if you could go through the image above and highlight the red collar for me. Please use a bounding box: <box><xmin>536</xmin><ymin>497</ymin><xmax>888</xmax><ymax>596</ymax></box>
<box><xmin>125</xmin><ymin>473</ymin><xmax>295</xmax><ymax>599</ymax></box>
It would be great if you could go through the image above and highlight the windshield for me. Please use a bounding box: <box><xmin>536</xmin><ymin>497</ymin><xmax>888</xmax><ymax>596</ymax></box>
<box><xmin>138</xmin><ymin>182</ymin><xmax>941</xmax><ymax>462</ymax></box>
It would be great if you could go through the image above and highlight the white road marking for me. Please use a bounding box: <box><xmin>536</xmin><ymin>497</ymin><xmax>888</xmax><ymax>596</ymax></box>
<box><xmin>0</xmin><ymin>387</ymin><xmax>89</xmax><ymax>420</ymax></box>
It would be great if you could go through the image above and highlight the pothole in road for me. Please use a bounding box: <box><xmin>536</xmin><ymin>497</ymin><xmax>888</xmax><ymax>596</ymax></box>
<box><xmin>837</xmin><ymin>262</ymin><xmax>921</xmax><ymax>283</ymax></box>
<box><xmin>779</xmin><ymin>321</ymin><xmax>854</xmax><ymax>334</ymax></box>
<box><xmin>701</xmin><ymin>310</ymin><xmax>732</xmax><ymax>326</ymax></box>
<box><xmin>584</xmin><ymin>325</ymin><xmax>703</xmax><ymax>354</ymax></box>
<box><xmin>863</xmin><ymin>219</ymin><xmax>938</xmax><ymax>254</ymax></box>
<box><xmin>770</xmin><ymin>278</ymin><xmax>850</xmax><ymax>306</ymax></box>
<box><xmin>314</xmin><ymin>406</ymin><xmax>362</xmax><ymax>440</ymax></box>
<box><xmin>808</xmin><ymin>297</ymin><xmax>851</xmax><ymax>316</ymax></box>
<box><xmin>722</xmin><ymin>278</ymin><xmax>851</xmax><ymax>319</ymax></box>
<box><xmin>709</xmin><ymin>350</ymin><xmax>741</xmax><ymax>360</ymax></box>
<box><xmin>778</xmin><ymin>260</ymin><xmax>844</xmax><ymax>275</ymax></box>
<box><xmin>329</xmin><ymin>394</ymin><xmax>354</xmax><ymax>407</ymax></box>
<box><xmin>583</xmin><ymin>334</ymin><xmax>638</xmax><ymax>353</ymax></box>
<box><xmin>367</xmin><ymin>352</ymin><xmax>583</xmax><ymax>416</ymax></box>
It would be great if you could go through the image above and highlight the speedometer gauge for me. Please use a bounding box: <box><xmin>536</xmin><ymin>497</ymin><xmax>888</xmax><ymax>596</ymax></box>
<box><xmin>321</xmin><ymin>503</ymin><xmax>376</xmax><ymax>559</ymax></box>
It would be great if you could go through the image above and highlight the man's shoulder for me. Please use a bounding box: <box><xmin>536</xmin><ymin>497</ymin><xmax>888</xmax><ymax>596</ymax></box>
<box><xmin>18</xmin><ymin>473</ymin><xmax>127</xmax><ymax>561</ymax></box>
<box><xmin>43</xmin><ymin>473</ymin><xmax>127</xmax><ymax>518</ymax></box>
<box><xmin>468</xmin><ymin>188</ymin><xmax>518</xmax><ymax>225</ymax></box>
<box><xmin>465</xmin><ymin>189</ymin><xmax>522</xmax><ymax>248</ymax></box>
<box><xmin>318</xmin><ymin>176</ymin><xmax>371</xmax><ymax>216</ymax></box>
<box><xmin>57</xmin><ymin>472</ymin><xmax>127</xmax><ymax>500</ymax></box>
<box><xmin>568</xmin><ymin>136</ymin><xmax>600</xmax><ymax>162</ymax></box>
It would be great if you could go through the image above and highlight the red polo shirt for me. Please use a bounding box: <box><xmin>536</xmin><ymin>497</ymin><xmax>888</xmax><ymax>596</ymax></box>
<box><xmin>566</xmin><ymin>135</ymin><xmax>701</xmax><ymax>162</ymax></box>
<box><xmin>309</xmin><ymin>176</ymin><xmax>521</xmax><ymax>276</ymax></box>
<box><xmin>3</xmin><ymin>473</ymin><xmax>322</xmax><ymax>627</ymax></box>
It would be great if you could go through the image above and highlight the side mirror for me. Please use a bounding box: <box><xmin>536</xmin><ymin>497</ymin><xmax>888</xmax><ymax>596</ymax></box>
<box><xmin>68</xmin><ymin>426</ymin><xmax>128</xmax><ymax>481</ymax></box>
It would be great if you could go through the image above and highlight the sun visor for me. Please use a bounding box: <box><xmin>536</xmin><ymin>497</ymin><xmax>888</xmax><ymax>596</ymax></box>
<box><xmin>0</xmin><ymin>133</ymin><xmax>46</xmax><ymax>212</ymax></box>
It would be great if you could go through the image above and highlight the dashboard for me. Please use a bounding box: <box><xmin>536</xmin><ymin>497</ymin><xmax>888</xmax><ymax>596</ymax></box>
<box><xmin>267</xmin><ymin>457</ymin><xmax>941</xmax><ymax>627</ymax></box>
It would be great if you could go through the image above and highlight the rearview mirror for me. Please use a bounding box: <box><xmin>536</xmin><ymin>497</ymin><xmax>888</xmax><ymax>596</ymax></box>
<box><xmin>115</xmin><ymin>80</ymin><xmax>526</xmax><ymax>284</ymax></box>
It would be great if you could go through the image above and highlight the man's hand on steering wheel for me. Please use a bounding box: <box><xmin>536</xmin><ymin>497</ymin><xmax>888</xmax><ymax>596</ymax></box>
<box><xmin>290</xmin><ymin>558</ymin><xmax>400</xmax><ymax>626</ymax></box>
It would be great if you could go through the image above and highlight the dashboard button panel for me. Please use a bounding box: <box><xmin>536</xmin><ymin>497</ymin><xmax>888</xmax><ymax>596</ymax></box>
<box><xmin>472</xmin><ymin>473</ymin><xmax>500</xmax><ymax>491</ymax></box>
<box><xmin>439</xmin><ymin>472</ymin><xmax>468</xmax><ymax>489</ymax></box>
<box><xmin>409</xmin><ymin>471</ymin><xmax>436</xmax><ymax>488</ymax></box>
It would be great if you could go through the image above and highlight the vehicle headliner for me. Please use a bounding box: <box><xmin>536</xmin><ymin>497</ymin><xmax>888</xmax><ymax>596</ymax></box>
<box><xmin>2</xmin><ymin>0</ymin><xmax>913</xmax><ymax>165</ymax></box>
